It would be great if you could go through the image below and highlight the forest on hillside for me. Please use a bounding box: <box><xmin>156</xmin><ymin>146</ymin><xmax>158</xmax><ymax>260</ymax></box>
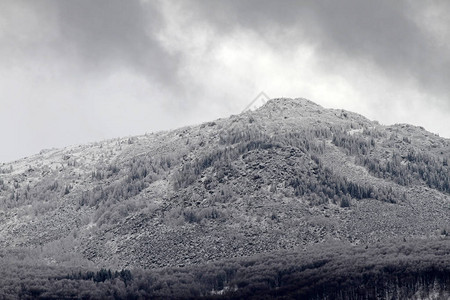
<box><xmin>1</xmin><ymin>112</ymin><xmax>449</xmax><ymax>299</ymax></box>
<box><xmin>2</xmin><ymin>116</ymin><xmax>448</xmax><ymax>232</ymax></box>
<box><xmin>332</xmin><ymin>127</ymin><xmax>450</xmax><ymax>195</ymax></box>
<box><xmin>1</xmin><ymin>238</ymin><xmax>449</xmax><ymax>299</ymax></box>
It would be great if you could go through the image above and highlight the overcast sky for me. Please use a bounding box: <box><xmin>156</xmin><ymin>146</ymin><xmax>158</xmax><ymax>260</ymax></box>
<box><xmin>1</xmin><ymin>0</ymin><xmax>450</xmax><ymax>163</ymax></box>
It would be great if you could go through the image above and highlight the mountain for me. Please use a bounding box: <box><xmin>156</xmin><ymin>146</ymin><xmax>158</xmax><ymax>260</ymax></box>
<box><xmin>1</xmin><ymin>98</ymin><xmax>449</xmax><ymax>298</ymax></box>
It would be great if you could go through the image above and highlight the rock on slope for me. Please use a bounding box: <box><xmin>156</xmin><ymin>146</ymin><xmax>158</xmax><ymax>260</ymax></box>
<box><xmin>0</xmin><ymin>98</ymin><xmax>449</xmax><ymax>269</ymax></box>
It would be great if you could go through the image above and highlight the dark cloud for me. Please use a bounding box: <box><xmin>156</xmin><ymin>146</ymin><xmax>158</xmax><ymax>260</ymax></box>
<box><xmin>6</xmin><ymin>0</ymin><xmax>448</xmax><ymax>101</ymax></box>
<box><xmin>57</xmin><ymin>1</ymin><xmax>169</xmax><ymax>76</ymax></box>
<box><xmin>187</xmin><ymin>0</ymin><xmax>450</xmax><ymax>105</ymax></box>
<box><xmin>57</xmin><ymin>0</ymin><xmax>181</xmax><ymax>83</ymax></box>
<box><xmin>1</xmin><ymin>0</ymin><xmax>450</xmax><ymax>163</ymax></box>
<box><xmin>1</xmin><ymin>0</ymin><xmax>179</xmax><ymax>85</ymax></box>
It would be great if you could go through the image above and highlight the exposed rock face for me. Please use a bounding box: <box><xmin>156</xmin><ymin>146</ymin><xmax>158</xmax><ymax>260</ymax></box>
<box><xmin>0</xmin><ymin>98</ymin><xmax>449</xmax><ymax>269</ymax></box>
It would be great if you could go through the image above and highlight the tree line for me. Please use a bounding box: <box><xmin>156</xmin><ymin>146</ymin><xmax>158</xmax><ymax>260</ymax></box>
<box><xmin>1</xmin><ymin>238</ymin><xmax>448</xmax><ymax>299</ymax></box>
<box><xmin>332</xmin><ymin>129</ymin><xmax>450</xmax><ymax>194</ymax></box>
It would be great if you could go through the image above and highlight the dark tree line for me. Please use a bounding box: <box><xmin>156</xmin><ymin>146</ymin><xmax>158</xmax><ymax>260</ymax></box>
<box><xmin>175</xmin><ymin>124</ymin><xmax>400</xmax><ymax>206</ymax></box>
<box><xmin>1</xmin><ymin>239</ymin><xmax>448</xmax><ymax>299</ymax></box>
<box><xmin>173</xmin><ymin>139</ymin><xmax>282</xmax><ymax>190</ymax></box>
<box><xmin>80</xmin><ymin>153</ymin><xmax>175</xmax><ymax>209</ymax></box>
<box><xmin>289</xmin><ymin>155</ymin><xmax>399</xmax><ymax>206</ymax></box>
<box><xmin>332</xmin><ymin>131</ymin><xmax>375</xmax><ymax>155</ymax></box>
<box><xmin>332</xmin><ymin>129</ymin><xmax>450</xmax><ymax>195</ymax></box>
<box><xmin>64</xmin><ymin>268</ymin><xmax>132</xmax><ymax>286</ymax></box>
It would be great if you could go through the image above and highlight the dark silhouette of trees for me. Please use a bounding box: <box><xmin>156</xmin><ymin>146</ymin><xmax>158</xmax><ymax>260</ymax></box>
<box><xmin>1</xmin><ymin>239</ymin><xmax>448</xmax><ymax>299</ymax></box>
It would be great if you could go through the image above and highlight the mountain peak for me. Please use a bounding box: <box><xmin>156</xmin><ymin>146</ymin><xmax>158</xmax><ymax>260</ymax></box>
<box><xmin>248</xmin><ymin>97</ymin><xmax>373</xmax><ymax>131</ymax></box>
<box><xmin>1</xmin><ymin>96</ymin><xmax>449</xmax><ymax>298</ymax></box>
<box><xmin>261</xmin><ymin>97</ymin><xmax>323</xmax><ymax>110</ymax></box>
<box><xmin>0</xmin><ymin>96</ymin><xmax>449</xmax><ymax>275</ymax></box>
<box><xmin>254</xmin><ymin>97</ymin><xmax>327</xmax><ymax>119</ymax></box>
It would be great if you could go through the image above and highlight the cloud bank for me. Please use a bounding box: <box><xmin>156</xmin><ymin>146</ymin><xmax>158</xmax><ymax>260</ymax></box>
<box><xmin>1</xmin><ymin>0</ymin><xmax>449</xmax><ymax>162</ymax></box>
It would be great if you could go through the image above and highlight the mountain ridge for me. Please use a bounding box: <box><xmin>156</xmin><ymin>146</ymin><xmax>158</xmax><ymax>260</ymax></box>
<box><xmin>0</xmin><ymin>98</ymin><xmax>449</xmax><ymax>270</ymax></box>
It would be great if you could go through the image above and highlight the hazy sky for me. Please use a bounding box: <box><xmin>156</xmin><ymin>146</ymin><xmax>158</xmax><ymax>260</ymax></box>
<box><xmin>1</xmin><ymin>0</ymin><xmax>450</xmax><ymax>163</ymax></box>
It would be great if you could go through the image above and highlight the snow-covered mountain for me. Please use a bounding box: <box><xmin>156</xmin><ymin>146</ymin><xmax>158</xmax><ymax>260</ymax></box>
<box><xmin>1</xmin><ymin>98</ymin><xmax>449</xmax><ymax>272</ymax></box>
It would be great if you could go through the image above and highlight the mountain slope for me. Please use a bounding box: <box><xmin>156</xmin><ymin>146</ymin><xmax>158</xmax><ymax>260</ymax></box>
<box><xmin>0</xmin><ymin>98</ymin><xmax>449</xmax><ymax>270</ymax></box>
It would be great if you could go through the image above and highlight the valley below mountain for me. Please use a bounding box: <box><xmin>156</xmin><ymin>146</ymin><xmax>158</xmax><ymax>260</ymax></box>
<box><xmin>1</xmin><ymin>98</ymin><xmax>449</xmax><ymax>299</ymax></box>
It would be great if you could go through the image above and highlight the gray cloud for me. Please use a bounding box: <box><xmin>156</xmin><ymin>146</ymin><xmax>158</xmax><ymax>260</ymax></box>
<box><xmin>1</xmin><ymin>0</ymin><xmax>178</xmax><ymax>84</ymax></box>
<box><xmin>53</xmin><ymin>0</ymin><xmax>177</xmax><ymax>81</ymax></box>
<box><xmin>186</xmin><ymin>0</ymin><xmax>450</xmax><ymax>105</ymax></box>
<box><xmin>1</xmin><ymin>0</ymin><xmax>450</xmax><ymax>163</ymax></box>
<box><xmin>5</xmin><ymin>0</ymin><xmax>448</xmax><ymax>104</ymax></box>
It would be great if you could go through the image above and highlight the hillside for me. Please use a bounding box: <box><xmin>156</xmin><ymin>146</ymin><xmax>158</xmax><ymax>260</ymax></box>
<box><xmin>1</xmin><ymin>98</ymin><xmax>449</xmax><ymax>273</ymax></box>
